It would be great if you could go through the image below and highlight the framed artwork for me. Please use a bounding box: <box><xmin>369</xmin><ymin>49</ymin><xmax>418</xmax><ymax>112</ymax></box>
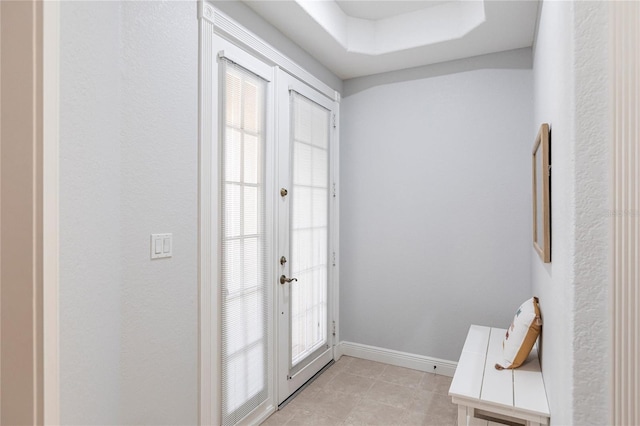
<box><xmin>532</xmin><ymin>123</ymin><xmax>551</xmax><ymax>263</ymax></box>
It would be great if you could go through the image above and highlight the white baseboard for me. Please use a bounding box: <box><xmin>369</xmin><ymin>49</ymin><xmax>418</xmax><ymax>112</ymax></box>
<box><xmin>335</xmin><ymin>341</ymin><xmax>457</xmax><ymax>378</ymax></box>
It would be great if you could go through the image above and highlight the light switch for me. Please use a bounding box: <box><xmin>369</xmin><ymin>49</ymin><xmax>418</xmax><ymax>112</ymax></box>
<box><xmin>151</xmin><ymin>233</ymin><xmax>172</xmax><ymax>259</ymax></box>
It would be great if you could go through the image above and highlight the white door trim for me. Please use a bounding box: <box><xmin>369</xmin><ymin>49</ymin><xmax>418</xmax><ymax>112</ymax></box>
<box><xmin>198</xmin><ymin>8</ymin><xmax>219</xmax><ymax>424</ymax></box>
<box><xmin>198</xmin><ymin>2</ymin><xmax>340</xmax><ymax>423</ymax></box>
<box><xmin>198</xmin><ymin>3</ymin><xmax>338</xmax><ymax>103</ymax></box>
<box><xmin>43</xmin><ymin>1</ymin><xmax>61</xmax><ymax>424</ymax></box>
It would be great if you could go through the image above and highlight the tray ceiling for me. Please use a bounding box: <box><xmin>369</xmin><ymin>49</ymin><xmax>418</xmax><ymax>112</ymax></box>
<box><xmin>242</xmin><ymin>0</ymin><xmax>539</xmax><ymax>80</ymax></box>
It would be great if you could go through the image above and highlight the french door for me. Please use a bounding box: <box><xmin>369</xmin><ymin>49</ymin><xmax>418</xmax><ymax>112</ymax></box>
<box><xmin>217</xmin><ymin>44</ymin><xmax>337</xmax><ymax>424</ymax></box>
<box><xmin>276</xmin><ymin>70</ymin><xmax>336</xmax><ymax>404</ymax></box>
<box><xmin>218</xmin><ymin>45</ymin><xmax>275</xmax><ymax>426</ymax></box>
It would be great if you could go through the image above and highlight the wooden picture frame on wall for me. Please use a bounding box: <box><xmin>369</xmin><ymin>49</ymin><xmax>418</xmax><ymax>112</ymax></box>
<box><xmin>532</xmin><ymin>123</ymin><xmax>551</xmax><ymax>263</ymax></box>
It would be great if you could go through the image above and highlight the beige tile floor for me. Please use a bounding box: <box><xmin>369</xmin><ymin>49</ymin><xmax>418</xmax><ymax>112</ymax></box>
<box><xmin>262</xmin><ymin>356</ymin><xmax>457</xmax><ymax>426</ymax></box>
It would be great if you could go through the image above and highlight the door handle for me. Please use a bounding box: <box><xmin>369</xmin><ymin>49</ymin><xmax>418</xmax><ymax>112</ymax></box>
<box><xmin>280</xmin><ymin>275</ymin><xmax>298</xmax><ymax>285</ymax></box>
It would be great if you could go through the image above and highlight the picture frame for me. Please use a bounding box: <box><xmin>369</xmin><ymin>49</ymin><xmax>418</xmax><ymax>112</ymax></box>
<box><xmin>532</xmin><ymin>123</ymin><xmax>551</xmax><ymax>263</ymax></box>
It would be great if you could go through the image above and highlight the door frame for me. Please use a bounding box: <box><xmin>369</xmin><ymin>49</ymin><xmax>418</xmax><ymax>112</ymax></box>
<box><xmin>198</xmin><ymin>3</ymin><xmax>340</xmax><ymax>424</ymax></box>
<box><xmin>0</xmin><ymin>0</ymin><xmax>60</xmax><ymax>423</ymax></box>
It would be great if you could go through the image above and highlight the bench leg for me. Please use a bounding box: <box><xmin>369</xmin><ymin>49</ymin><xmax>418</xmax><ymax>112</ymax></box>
<box><xmin>457</xmin><ymin>405</ymin><xmax>468</xmax><ymax>426</ymax></box>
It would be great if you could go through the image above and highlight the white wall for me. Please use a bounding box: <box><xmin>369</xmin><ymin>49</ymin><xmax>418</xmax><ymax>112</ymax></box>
<box><xmin>60</xmin><ymin>3</ymin><xmax>199</xmax><ymax>423</ymax></box>
<box><xmin>60</xmin><ymin>2</ymin><xmax>122</xmax><ymax>423</ymax></box>
<box><xmin>531</xmin><ymin>4</ymin><xmax>574</xmax><ymax>423</ymax></box>
<box><xmin>59</xmin><ymin>1</ymin><xmax>341</xmax><ymax>424</ymax></box>
<box><xmin>531</xmin><ymin>1</ymin><xmax>609</xmax><ymax>425</ymax></box>
<box><xmin>118</xmin><ymin>2</ymin><xmax>199</xmax><ymax>424</ymax></box>
<box><xmin>340</xmin><ymin>48</ymin><xmax>533</xmax><ymax>362</ymax></box>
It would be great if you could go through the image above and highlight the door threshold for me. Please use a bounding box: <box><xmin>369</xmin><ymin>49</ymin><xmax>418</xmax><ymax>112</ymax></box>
<box><xmin>278</xmin><ymin>360</ymin><xmax>335</xmax><ymax>410</ymax></box>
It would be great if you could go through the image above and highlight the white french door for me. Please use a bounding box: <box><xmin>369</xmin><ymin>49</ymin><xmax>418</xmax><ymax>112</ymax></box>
<box><xmin>276</xmin><ymin>70</ymin><xmax>336</xmax><ymax>404</ymax></box>
<box><xmin>214</xmin><ymin>38</ymin><xmax>337</xmax><ymax>424</ymax></box>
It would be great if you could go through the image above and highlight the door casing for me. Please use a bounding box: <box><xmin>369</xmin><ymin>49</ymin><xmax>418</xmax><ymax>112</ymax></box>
<box><xmin>0</xmin><ymin>0</ymin><xmax>60</xmax><ymax>423</ymax></box>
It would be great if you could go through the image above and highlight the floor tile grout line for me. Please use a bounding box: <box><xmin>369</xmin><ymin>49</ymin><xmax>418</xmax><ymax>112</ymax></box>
<box><xmin>339</xmin><ymin>391</ymin><xmax>364</xmax><ymax>425</ymax></box>
<box><xmin>271</xmin><ymin>357</ymin><xmax>456</xmax><ymax>426</ymax></box>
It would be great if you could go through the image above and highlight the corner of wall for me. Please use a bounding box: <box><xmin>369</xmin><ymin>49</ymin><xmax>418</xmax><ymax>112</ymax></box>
<box><xmin>570</xmin><ymin>1</ymin><xmax>610</xmax><ymax>423</ymax></box>
<box><xmin>531</xmin><ymin>1</ymin><xmax>610</xmax><ymax>424</ymax></box>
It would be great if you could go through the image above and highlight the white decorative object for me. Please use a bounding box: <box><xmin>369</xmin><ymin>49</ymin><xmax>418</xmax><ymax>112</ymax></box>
<box><xmin>496</xmin><ymin>297</ymin><xmax>542</xmax><ymax>370</ymax></box>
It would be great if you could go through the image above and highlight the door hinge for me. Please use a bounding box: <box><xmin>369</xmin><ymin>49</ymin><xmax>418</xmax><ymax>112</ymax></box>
<box><xmin>332</xmin><ymin>182</ymin><xmax>336</xmax><ymax>198</ymax></box>
<box><xmin>332</xmin><ymin>113</ymin><xmax>337</xmax><ymax>129</ymax></box>
<box><xmin>332</xmin><ymin>251</ymin><xmax>336</xmax><ymax>267</ymax></box>
<box><xmin>332</xmin><ymin>320</ymin><xmax>336</xmax><ymax>337</ymax></box>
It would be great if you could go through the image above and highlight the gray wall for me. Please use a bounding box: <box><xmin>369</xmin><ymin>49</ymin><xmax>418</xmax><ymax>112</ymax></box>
<box><xmin>531</xmin><ymin>1</ymin><xmax>610</xmax><ymax>425</ymax></box>
<box><xmin>339</xmin><ymin>48</ymin><xmax>533</xmax><ymax>362</ymax></box>
<box><xmin>60</xmin><ymin>2</ymin><xmax>122</xmax><ymax>423</ymax></box>
<box><xmin>59</xmin><ymin>1</ymin><xmax>341</xmax><ymax>424</ymax></box>
<box><xmin>118</xmin><ymin>2</ymin><xmax>199</xmax><ymax>424</ymax></box>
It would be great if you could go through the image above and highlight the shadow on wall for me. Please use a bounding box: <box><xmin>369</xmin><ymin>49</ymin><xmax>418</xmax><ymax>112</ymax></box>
<box><xmin>343</xmin><ymin>47</ymin><xmax>533</xmax><ymax>97</ymax></box>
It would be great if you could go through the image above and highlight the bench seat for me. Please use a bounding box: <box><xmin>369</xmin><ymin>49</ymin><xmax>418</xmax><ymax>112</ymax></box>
<box><xmin>449</xmin><ymin>325</ymin><xmax>550</xmax><ymax>426</ymax></box>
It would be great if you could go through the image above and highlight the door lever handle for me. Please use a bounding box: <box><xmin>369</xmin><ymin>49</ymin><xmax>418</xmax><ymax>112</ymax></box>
<box><xmin>280</xmin><ymin>275</ymin><xmax>298</xmax><ymax>285</ymax></box>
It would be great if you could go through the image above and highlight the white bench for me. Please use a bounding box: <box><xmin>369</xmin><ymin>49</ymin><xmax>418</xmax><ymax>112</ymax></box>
<box><xmin>449</xmin><ymin>325</ymin><xmax>550</xmax><ymax>426</ymax></box>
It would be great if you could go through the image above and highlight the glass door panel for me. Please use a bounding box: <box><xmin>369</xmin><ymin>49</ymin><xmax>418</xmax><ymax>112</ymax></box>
<box><xmin>277</xmin><ymin>70</ymin><xmax>335</xmax><ymax>404</ymax></box>
<box><xmin>290</xmin><ymin>92</ymin><xmax>330</xmax><ymax>371</ymax></box>
<box><xmin>220</xmin><ymin>58</ymin><xmax>270</xmax><ymax>426</ymax></box>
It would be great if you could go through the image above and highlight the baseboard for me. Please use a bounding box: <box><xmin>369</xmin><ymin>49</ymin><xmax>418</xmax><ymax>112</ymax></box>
<box><xmin>336</xmin><ymin>341</ymin><xmax>457</xmax><ymax>377</ymax></box>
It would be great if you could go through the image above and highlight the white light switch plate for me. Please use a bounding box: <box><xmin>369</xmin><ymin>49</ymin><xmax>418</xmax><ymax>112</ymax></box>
<box><xmin>151</xmin><ymin>233</ymin><xmax>172</xmax><ymax>259</ymax></box>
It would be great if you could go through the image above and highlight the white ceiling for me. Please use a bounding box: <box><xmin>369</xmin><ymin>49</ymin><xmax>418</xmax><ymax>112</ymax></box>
<box><xmin>334</xmin><ymin>0</ymin><xmax>450</xmax><ymax>21</ymax></box>
<box><xmin>242</xmin><ymin>0</ymin><xmax>540</xmax><ymax>80</ymax></box>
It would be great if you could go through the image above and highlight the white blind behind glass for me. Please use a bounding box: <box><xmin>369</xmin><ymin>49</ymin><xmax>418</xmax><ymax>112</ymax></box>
<box><xmin>290</xmin><ymin>92</ymin><xmax>330</xmax><ymax>368</ymax></box>
<box><xmin>221</xmin><ymin>58</ymin><xmax>269</xmax><ymax>426</ymax></box>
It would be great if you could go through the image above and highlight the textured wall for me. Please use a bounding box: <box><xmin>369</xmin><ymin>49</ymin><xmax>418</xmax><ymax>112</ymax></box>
<box><xmin>118</xmin><ymin>2</ymin><xmax>199</xmax><ymax>424</ymax></box>
<box><xmin>340</xmin><ymin>49</ymin><xmax>533</xmax><ymax>362</ymax></box>
<box><xmin>532</xmin><ymin>1</ymin><xmax>609</xmax><ymax>424</ymax></box>
<box><xmin>60</xmin><ymin>3</ymin><xmax>199</xmax><ymax>423</ymax></box>
<box><xmin>568</xmin><ymin>1</ymin><xmax>609</xmax><ymax>424</ymax></box>
<box><xmin>59</xmin><ymin>2</ymin><xmax>122</xmax><ymax>423</ymax></box>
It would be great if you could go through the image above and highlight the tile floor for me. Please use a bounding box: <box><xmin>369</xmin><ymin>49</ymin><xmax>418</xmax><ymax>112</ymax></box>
<box><xmin>262</xmin><ymin>356</ymin><xmax>458</xmax><ymax>426</ymax></box>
